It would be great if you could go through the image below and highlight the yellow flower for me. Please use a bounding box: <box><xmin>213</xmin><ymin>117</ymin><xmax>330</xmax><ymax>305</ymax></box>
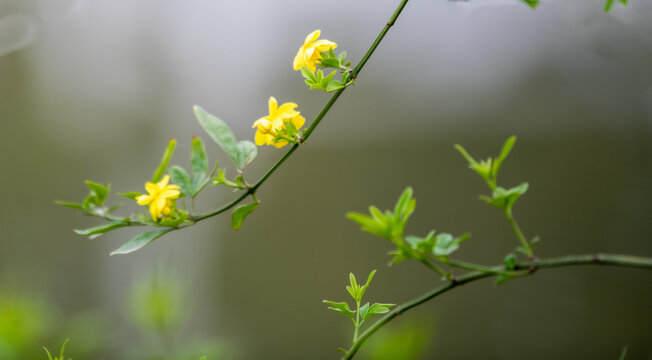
<box><xmin>252</xmin><ymin>97</ymin><xmax>305</xmax><ymax>148</ymax></box>
<box><xmin>136</xmin><ymin>175</ymin><xmax>180</xmax><ymax>220</ymax></box>
<box><xmin>293</xmin><ymin>29</ymin><xmax>337</xmax><ymax>72</ymax></box>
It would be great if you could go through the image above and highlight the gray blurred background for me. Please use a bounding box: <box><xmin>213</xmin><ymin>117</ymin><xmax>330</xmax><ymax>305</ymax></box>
<box><xmin>1</xmin><ymin>0</ymin><xmax>651</xmax><ymax>359</ymax></box>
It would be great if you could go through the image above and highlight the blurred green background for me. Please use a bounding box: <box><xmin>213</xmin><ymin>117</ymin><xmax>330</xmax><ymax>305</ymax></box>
<box><xmin>1</xmin><ymin>0</ymin><xmax>651</xmax><ymax>359</ymax></box>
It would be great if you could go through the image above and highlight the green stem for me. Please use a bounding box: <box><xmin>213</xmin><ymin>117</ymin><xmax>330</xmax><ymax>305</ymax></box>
<box><xmin>353</xmin><ymin>299</ymin><xmax>361</xmax><ymax>343</ymax></box>
<box><xmin>446</xmin><ymin>258</ymin><xmax>515</xmax><ymax>276</ymax></box>
<box><xmin>189</xmin><ymin>0</ymin><xmax>410</xmax><ymax>225</ymax></box>
<box><xmin>342</xmin><ymin>253</ymin><xmax>652</xmax><ymax>359</ymax></box>
<box><xmin>505</xmin><ymin>209</ymin><xmax>532</xmax><ymax>258</ymax></box>
<box><xmin>418</xmin><ymin>258</ymin><xmax>450</xmax><ymax>279</ymax></box>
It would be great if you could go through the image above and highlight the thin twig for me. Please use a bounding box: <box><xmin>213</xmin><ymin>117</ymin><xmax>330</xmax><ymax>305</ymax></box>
<box><xmin>342</xmin><ymin>253</ymin><xmax>652</xmax><ymax>359</ymax></box>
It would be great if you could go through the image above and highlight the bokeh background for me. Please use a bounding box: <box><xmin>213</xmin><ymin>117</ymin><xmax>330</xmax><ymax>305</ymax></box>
<box><xmin>1</xmin><ymin>0</ymin><xmax>651</xmax><ymax>359</ymax></box>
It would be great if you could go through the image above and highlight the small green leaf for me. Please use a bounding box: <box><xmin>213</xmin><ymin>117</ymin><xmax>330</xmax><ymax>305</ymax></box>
<box><xmin>110</xmin><ymin>228</ymin><xmax>173</xmax><ymax>255</ymax></box>
<box><xmin>168</xmin><ymin>166</ymin><xmax>192</xmax><ymax>198</ymax></box>
<box><xmin>118</xmin><ymin>192</ymin><xmax>141</xmax><ymax>200</ymax></box>
<box><xmin>235</xmin><ymin>140</ymin><xmax>258</xmax><ymax>170</ymax></box>
<box><xmin>323</xmin><ymin>300</ymin><xmax>356</xmax><ymax>319</ymax></box>
<box><xmin>300</xmin><ymin>66</ymin><xmax>317</xmax><ymax>81</ymax></box>
<box><xmin>319</xmin><ymin>58</ymin><xmax>341</xmax><ymax>68</ymax></box>
<box><xmin>483</xmin><ymin>182</ymin><xmax>529</xmax><ymax>211</ymax></box>
<box><xmin>74</xmin><ymin>221</ymin><xmax>127</xmax><ymax>237</ymax></box>
<box><xmin>55</xmin><ymin>201</ymin><xmax>85</xmax><ymax>211</ymax></box>
<box><xmin>342</xmin><ymin>71</ymin><xmax>350</xmax><ymax>84</ymax></box>
<box><xmin>618</xmin><ymin>345</ymin><xmax>628</xmax><ymax>360</ymax></box>
<box><xmin>194</xmin><ymin>105</ymin><xmax>241</xmax><ymax>168</ymax></box>
<box><xmin>358</xmin><ymin>302</ymin><xmax>370</xmax><ymax>321</ymax></box>
<box><xmin>504</xmin><ymin>253</ymin><xmax>517</xmax><ymax>271</ymax></box>
<box><xmin>433</xmin><ymin>233</ymin><xmax>470</xmax><ymax>256</ymax></box>
<box><xmin>191</xmin><ymin>137</ymin><xmax>209</xmax><ymax>180</ymax></box>
<box><xmin>325</xmin><ymin>81</ymin><xmax>343</xmax><ymax>92</ymax></box>
<box><xmin>521</xmin><ymin>0</ymin><xmax>539</xmax><ymax>8</ymax></box>
<box><xmin>348</xmin><ymin>272</ymin><xmax>359</xmax><ymax>299</ymax></box>
<box><xmin>320</xmin><ymin>70</ymin><xmax>336</xmax><ymax>87</ymax></box>
<box><xmin>199</xmin><ymin>357</ymin><xmax>207</xmax><ymax>360</ymax></box>
<box><xmin>495</xmin><ymin>274</ymin><xmax>513</xmax><ymax>285</ymax></box>
<box><xmin>406</xmin><ymin>230</ymin><xmax>436</xmax><ymax>254</ymax></box>
<box><xmin>365</xmin><ymin>303</ymin><xmax>395</xmax><ymax>320</ymax></box>
<box><xmin>310</xmin><ymin>84</ymin><xmax>323</xmax><ymax>90</ymax></box>
<box><xmin>231</xmin><ymin>202</ymin><xmax>258</xmax><ymax>230</ymax></box>
<box><xmin>337</xmin><ymin>51</ymin><xmax>347</xmax><ymax>63</ymax></box>
<box><xmin>360</xmin><ymin>269</ymin><xmax>377</xmax><ymax>299</ymax></box>
<box><xmin>604</xmin><ymin>0</ymin><xmax>615</xmax><ymax>11</ymax></box>
<box><xmin>152</xmin><ymin>139</ymin><xmax>176</xmax><ymax>183</ymax></box>
<box><xmin>85</xmin><ymin>180</ymin><xmax>109</xmax><ymax>204</ymax></box>
<box><xmin>316</xmin><ymin>69</ymin><xmax>324</xmax><ymax>82</ymax></box>
<box><xmin>492</xmin><ymin>136</ymin><xmax>516</xmax><ymax>179</ymax></box>
<box><xmin>393</xmin><ymin>187</ymin><xmax>414</xmax><ymax>223</ymax></box>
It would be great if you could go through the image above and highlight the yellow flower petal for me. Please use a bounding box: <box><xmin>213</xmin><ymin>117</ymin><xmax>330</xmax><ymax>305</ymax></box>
<box><xmin>136</xmin><ymin>194</ymin><xmax>151</xmax><ymax>205</ymax></box>
<box><xmin>304</xmin><ymin>29</ymin><xmax>321</xmax><ymax>45</ymax></box>
<box><xmin>268</xmin><ymin>97</ymin><xmax>278</xmax><ymax>116</ymax></box>
<box><xmin>291</xmin><ymin>115</ymin><xmax>305</xmax><ymax>130</ymax></box>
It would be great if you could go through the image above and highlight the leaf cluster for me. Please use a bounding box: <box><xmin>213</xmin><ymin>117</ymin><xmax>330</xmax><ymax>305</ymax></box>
<box><xmin>59</xmin><ymin>106</ymin><xmax>262</xmax><ymax>255</ymax></box>
<box><xmin>347</xmin><ymin>188</ymin><xmax>470</xmax><ymax>267</ymax></box>
<box><xmin>300</xmin><ymin>49</ymin><xmax>354</xmax><ymax>93</ymax></box>
<box><xmin>323</xmin><ymin>270</ymin><xmax>394</xmax><ymax>332</ymax></box>
<box><xmin>455</xmin><ymin>136</ymin><xmax>528</xmax><ymax>213</ymax></box>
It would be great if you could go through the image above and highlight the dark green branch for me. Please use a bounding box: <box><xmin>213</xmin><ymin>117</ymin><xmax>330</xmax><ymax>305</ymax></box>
<box><xmin>342</xmin><ymin>253</ymin><xmax>652</xmax><ymax>359</ymax></box>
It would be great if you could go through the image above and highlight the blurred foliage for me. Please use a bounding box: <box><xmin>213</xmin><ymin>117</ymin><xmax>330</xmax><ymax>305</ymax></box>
<box><xmin>359</xmin><ymin>317</ymin><xmax>434</xmax><ymax>360</ymax></box>
<box><xmin>0</xmin><ymin>273</ymin><xmax>233</xmax><ymax>360</ymax></box>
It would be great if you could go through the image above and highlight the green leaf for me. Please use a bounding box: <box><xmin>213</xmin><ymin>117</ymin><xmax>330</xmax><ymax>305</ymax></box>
<box><xmin>521</xmin><ymin>0</ymin><xmax>539</xmax><ymax>8</ymax></box>
<box><xmin>323</xmin><ymin>300</ymin><xmax>356</xmax><ymax>319</ymax></box>
<box><xmin>393</xmin><ymin>187</ymin><xmax>414</xmax><ymax>223</ymax></box>
<box><xmin>315</xmin><ymin>69</ymin><xmax>324</xmax><ymax>82</ymax></box>
<box><xmin>433</xmin><ymin>233</ymin><xmax>470</xmax><ymax>256</ymax></box>
<box><xmin>235</xmin><ymin>140</ymin><xmax>257</xmax><ymax>170</ymax></box>
<box><xmin>360</xmin><ymin>269</ymin><xmax>377</xmax><ymax>299</ymax></box>
<box><xmin>320</xmin><ymin>70</ymin><xmax>336</xmax><ymax>87</ymax></box>
<box><xmin>618</xmin><ymin>345</ymin><xmax>628</xmax><ymax>360</ymax></box>
<box><xmin>194</xmin><ymin>105</ymin><xmax>241</xmax><ymax>168</ymax></box>
<box><xmin>55</xmin><ymin>201</ymin><xmax>85</xmax><ymax>211</ymax></box>
<box><xmin>325</xmin><ymin>80</ymin><xmax>343</xmax><ymax>92</ymax></box>
<box><xmin>319</xmin><ymin>58</ymin><xmax>341</xmax><ymax>68</ymax></box>
<box><xmin>118</xmin><ymin>192</ymin><xmax>141</xmax><ymax>200</ymax></box>
<box><xmin>504</xmin><ymin>253</ymin><xmax>517</xmax><ymax>271</ymax></box>
<box><xmin>492</xmin><ymin>136</ymin><xmax>516</xmax><ymax>179</ymax></box>
<box><xmin>110</xmin><ymin>228</ymin><xmax>173</xmax><ymax>255</ymax></box>
<box><xmin>604</xmin><ymin>0</ymin><xmax>615</xmax><ymax>11</ymax></box>
<box><xmin>231</xmin><ymin>202</ymin><xmax>258</xmax><ymax>230</ymax></box>
<box><xmin>85</xmin><ymin>180</ymin><xmax>109</xmax><ymax>205</ymax></box>
<box><xmin>199</xmin><ymin>357</ymin><xmax>207</xmax><ymax>360</ymax></box>
<box><xmin>495</xmin><ymin>274</ymin><xmax>513</xmax><ymax>286</ymax></box>
<box><xmin>300</xmin><ymin>66</ymin><xmax>317</xmax><ymax>82</ymax></box>
<box><xmin>348</xmin><ymin>272</ymin><xmax>359</xmax><ymax>299</ymax></box>
<box><xmin>152</xmin><ymin>139</ymin><xmax>176</xmax><ymax>183</ymax></box>
<box><xmin>364</xmin><ymin>303</ymin><xmax>395</xmax><ymax>320</ymax></box>
<box><xmin>359</xmin><ymin>302</ymin><xmax>370</xmax><ymax>321</ymax></box>
<box><xmin>454</xmin><ymin>144</ymin><xmax>478</xmax><ymax>169</ymax></box>
<box><xmin>168</xmin><ymin>165</ymin><xmax>192</xmax><ymax>198</ymax></box>
<box><xmin>406</xmin><ymin>230</ymin><xmax>436</xmax><ymax>254</ymax></box>
<box><xmin>337</xmin><ymin>51</ymin><xmax>347</xmax><ymax>63</ymax></box>
<box><xmin>342</xmin><ymin>71</ymin><xmax>350</xmax><ymax>84</ymax></box>
<box><xmin>74</xmin><ymin>221</ymin><xmax>127</xmax><ymax>237</ymax></box>
<box><xmin>482</xmin><ymin>182</ymin><xmax>529</xmax><ymax>211</ymax></box>
<box><xmin>191</xmin><ymin>137</ymin><xmax>209</xmax><ymax>180</ymax></box>
<box><xmin>346</xmin><ymin>211</ymin><xmax>389</xmax><ymax>239</ymax></box>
